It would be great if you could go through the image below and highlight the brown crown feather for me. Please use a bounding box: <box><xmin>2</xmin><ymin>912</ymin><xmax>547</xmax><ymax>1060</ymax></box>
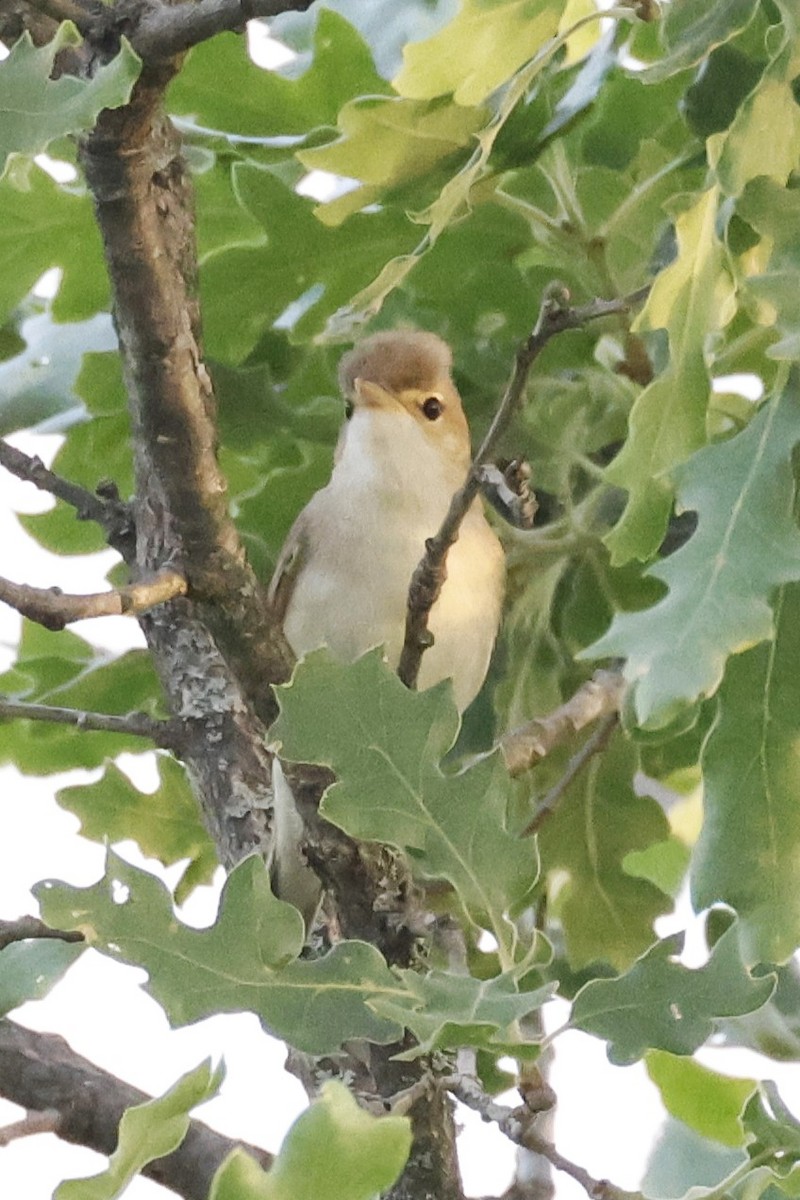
<box><xmin>338</xmin><ymin>331</ymin><xmax>453</xmax><ymax>398</ymax></box>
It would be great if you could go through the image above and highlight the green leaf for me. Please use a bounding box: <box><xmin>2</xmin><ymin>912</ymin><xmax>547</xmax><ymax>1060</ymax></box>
<box><xmin>743</xmin><ymin>1082</ymin><xmax>800</xmax><ymax>1174</ymax></box>
<box><xmin>0</xmin><ymin>310</ymin><xmax>114</xmax><ymax>437</ymax></box>
<box><xmin>57</xmin><ymin>758</ymin><xmax>217</xmax><ymax>905</ymax></box>
<box><xmin>200</xmin><ymin>166</ymin><xmax>417</xmax><ymax>358</ymax></box>
<box><xmin>0</xmin><ymin>938</ymin><xmax>83</xmax><ymax>1015</ymax></box>
<box><xmin>168</xmin><ymin>11</ymin><xmax>387</xmax><ymax>139</ymax></box>
<box><xmin>735</xmin><ymin>178</ymin><xmax>800</xmax><ymax>361</ymax></box>
<box><xmin>0</xmin><ymin>625</ymin><xmax>164</xmax><ymax>774</ymax></box>
<box><xmin>56</xmin><ymin>1060</ymin><xmax>223</xmax><ymax>1200</ymax></box>
<box><xmin>603</xmin><ymin>186</ymin><xmax>735</xmax><ymax>563</ymax></box>
<box><xmin>646</xmin><ymin>1050</ymin><xmax>755</xmax><ymax>1147</ymax></box>
<box><xmin>36</xmin><ymin>852</ymin><xmax>406</xmax><ymax>1054</ymax></box>
<box><xmin>570</xmin><ymin>924</ymin><xmax>775</xmax><ymax>1064</ymax></box>
<box><xmin>0</xmin><ymin>26</ymin><xmax>140</xmax><ymax>178</ymax></box>
<box><xmin>537</xmin><ymin>734</ymin><xmax>673</xmax><ymax>971</ymax></box>
<box><xmin>210</xmin><ymin>1082</ymin><xmax>411</xmax><ymax>1200</ymax></box>
<box><xmin>0</xmin><ymin>165</ymin><xmax>110</xmax><ymax>325</ymax></box>
<box><xmin>693</xmin><ymin>583</ymin><xmax>800</xmax><ymax>966</ymax></box>
<box><xmin>393</xmin><ymin>0</ymin><xmax>563</xmax><ymax>105</ymax></box>
<box><xmin>588</xmin><ymin>375</ymin><xmax>800</xmax><ymax>727</ymax></box>
<box><xmin>271</xmin><ymin>650</ymin><xmax>538</xmax><ymax>962</ymax></box>
<box><xmin>21</xmin><ymin>350</ymin><xmax>132</xmax><ymax>555</ymax></box>
<box><xmin>369</xmin><ymin>968</ymin><xmax>555</xmax><ymax>1060</ymax></box>
<box><xmin>639</xmin><ymin>0</ymin><xmax>760</xmax><ymax>85</ymax></box>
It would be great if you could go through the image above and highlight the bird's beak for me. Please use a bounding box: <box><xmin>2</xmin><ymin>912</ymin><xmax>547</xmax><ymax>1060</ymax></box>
<box><xmin>352</xmin><ymin>377</ymin><xmax>397</xmax><ymax>411</ymax></box>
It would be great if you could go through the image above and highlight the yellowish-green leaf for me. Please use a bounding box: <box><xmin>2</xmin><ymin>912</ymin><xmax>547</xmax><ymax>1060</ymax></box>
<box><xmin>56</xmin><ymin>1060</ymin><xmax>223</xmax><ymax>1200</ymax></box>
<box><xmin>646</xmin><ymin>1051</ymin><xmax>755</xmax><ymax>1147</ymax></box>
<box><xmin>210</xmin><ymin>1082</ymin><xmax>411</xmax><ymax>1200</ymax></box>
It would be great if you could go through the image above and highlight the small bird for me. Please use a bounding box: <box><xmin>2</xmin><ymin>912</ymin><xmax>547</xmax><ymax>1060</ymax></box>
<box><xmin>268</xmin><ymin>330</ymin><xmax>505</xmax><ymax>925</ymax></box>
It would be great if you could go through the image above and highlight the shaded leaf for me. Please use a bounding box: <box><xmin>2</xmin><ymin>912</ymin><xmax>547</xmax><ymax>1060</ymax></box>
<box><xmin>743</xmin><ymin>1082</ymin><xmax>800</xmax><ymax>1176</ymax></box>
<box><xmin>639</xmin><ymin>0</ymin><xmax>760</xmax><ymax>85</ymax></box>
<box><xmin>56</xmin><ymin>1060</ymin><xmax>223</xmax><ymax>1200</ymax></box>
<box><xmin>0</xmin><ymin>938</ymin><xmax>83</xmax><ymax>1016</ymax></box>
<box><xmin>693</xmin><ymin>583</ymin><xmax>800</xmax><ymax>966</ymax></box>
<box><xmin>604</xmin><ymin>187</ymin><xmax>735</xmax><ymax>563</ymax></box>
<box><xmin>36</xmin><ymin>853</ymin><xmax>405</xmax><ymax>1055</ymax></box>
<box><xmin>537</xmin><ymin>733</ymin><xmax>672</xmax><ymax>971</ymax></box>
<box><xmin>210</xmin><ymin>1082</ymin><xmax>411</xmax><ymax>1200</ymax></box>
<box><xmin>571</xmin><ymin>924</ymin><xmax>775</xmax><ymax>1064</ymax></box>
<box><xmin>271</xmin><ymin>650</ymin><xmax>538</xmax><ymax>962</ymax></box>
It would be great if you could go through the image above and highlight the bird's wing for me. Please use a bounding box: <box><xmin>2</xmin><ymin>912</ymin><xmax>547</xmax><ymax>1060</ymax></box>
<box><xmin>267</xmin><ymin>510</ymin><xmax>311</xmax><ymax>628</ymax></box>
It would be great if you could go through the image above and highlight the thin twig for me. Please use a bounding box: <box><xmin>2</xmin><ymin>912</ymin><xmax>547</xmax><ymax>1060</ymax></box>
<box><xmin>501</xmin><ymin>669</ymin><xmax>625</xmax><ymax>777</ymax></box>
<box><xmin>520</xmin><ymin>713</ymin><xmax>619</xmax><ymax>837</ymax></box>
<box><xmin>0</xmin><ymin>568</ymin><xmax>188</xmax><ymax>631</ymax></box>
<box><xmin>397</xmin><ymin>284</ymin><xmax>649</xmax><ymax>690</ymax></box>
<box><xmin>0</xmin><ymin>916</ymin><xmax>84</xmax><ymax>952</ymax></box>
<box><xmin>0</xmin><ymin>698</ymin><xmax>185</xmax><ymax>751</ymax></box>
<box><xmin>0</xmin><ymin>1109</ymin><xmax>60</xmax><ymax>1147</ymax></box>
<box><xmin>442</xmin><ymin>1074</ymin><xmax>641</xmax><ymax>1200</ymax></box>
<box><xmin>0</xmin><ymin>439</ymin><xmax>134</xmax><ymax>560</ymax></box>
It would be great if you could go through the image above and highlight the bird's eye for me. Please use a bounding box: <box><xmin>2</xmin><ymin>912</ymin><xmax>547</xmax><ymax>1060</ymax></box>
<box><xmin>422</xmin><ymin>395</ymin><xmax>444</xmax><ymax>421</ymax></box>
<box><xmin>344</xmin><ymin>399</ymin><xmax>354</xmax><ymax>420</ymax></box>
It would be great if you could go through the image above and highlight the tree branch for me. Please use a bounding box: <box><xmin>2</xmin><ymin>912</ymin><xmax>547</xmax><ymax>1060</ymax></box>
<box><xmin>130</xmin><ymin>0</ymin><xmax>315</xmax><ymax>60</ymax></box>
<box><xmin>501</xmin><ymin>669</ymin><xmax>625</xmax><ymax>777</ymax></box>
<box><xmin>0</xmin><ymin>916</ymin><xmax>84</xmax><ymax>951</ymax></box>
<box><xmin>443</xmin><ymin>1074</ymin><xmax>641</xmax><ymax>1200</ymax></box>
<box><xmin>0</xmin><ymin>1108</ymin><xmax>60</xmax><ymax>1146</ymax></box>
<box><xmin>0</xmin><ymin>697</ymin><xmax>185</xmax><ymax>750</ymax></box>
<box><xmin>397</xmin><ymin>285</ymin><xmax>649</xmax><ymax>691</ymax></box>
<box><xmin>0</xmin><ymin>1019</ymin><xmax>273</xmax><ymax>1200</ymax></box>
<box><xmin>520</xmin><ymin>713</ymin><xmax>619</xmax><ymax>837</ymax></box>
<box><xmin>0</xmin><ymin>568</ymin><xmax>188</xmax><ymax>631</ymax></box>
<box><xmin>0</xmin><ymin>438</ymin><xmax>134</xmax><ymax>561</ymax></box>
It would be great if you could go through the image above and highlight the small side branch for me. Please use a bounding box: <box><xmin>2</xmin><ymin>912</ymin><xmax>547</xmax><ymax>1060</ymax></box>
<box><xmin>520</xmin><ymin>713</ymin><xmax>619</xmax><ymax>837</ymax></box>
<box><xmin>444</xmin><ymin>1074</ymin><xmax>641</xmax><ymax>1200</ymax></box>
<box><xmin>397</xmin><ymin>285</ymin><xmax>649</xmax><ymax>690</ymax></box>
<box><xmin>0</xmin><ymin>439</ymin><xmax>134</xmax><ymax>560</ymax></box>
<box><xmin>0</xmin><ymin>698</ymin><xmax>185</xmax><ymax>751</ymax></box>
<box><xmin>501</xmin><ymin>670</ymin><xmax>625</xmax><ymax>777</ymax></box>
<box><xmin>0</xmin><ymin>1109</ymin><xmax>60</xmax><ymax>1147</ymax></box>
<box><xmin>0</xmin><ymin>917</ymin><xmax>84</xmax><ymax>952</ymax></box>
<box><xmin>0</xmin><ymin>568</ymin><xmax>188</xmax><ymax>631</ymax></box>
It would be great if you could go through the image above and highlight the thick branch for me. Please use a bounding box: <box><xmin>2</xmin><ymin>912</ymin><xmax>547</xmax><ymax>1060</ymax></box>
<box><xmin>501</xmin><ymin>669</ymin><xmax>625</xmax><ymax>777</ymax></box>
<box><xmin>0</xmin><ymin>568</ymin><xmax>187</xmax><ymax>631</ymax></box>
<box><xmin>0</xmin><ymin>697</ymin><xmax>184</xmax><ymax>750</ymax></box>
<box><xmin>130</xmin><ymin>0</ymin><xmax>314</xmax><ymax>60</ymax></box>
<box><xmin>0</xmin><ymin>1019</ymin><xmax>272</xmax><ymax>1200</ymax></box>
<box><xmin>0</xmin><ymin>916</ymin><xmax>84</xmax><ymax>951</ymax></box>
<box><xmin>0</xmin><ymin>439</ymin><xmax>134</xmax><ymax>560</ymax></box>
<box><xmin>397</xmin><ymin>286</ymin><xmax>649</xmax><ymax>690</ymax></box>
<box><xmin>81</xmin><ymin>70</ymin><xmax>293</xmax><ymax>728</ymax></box>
